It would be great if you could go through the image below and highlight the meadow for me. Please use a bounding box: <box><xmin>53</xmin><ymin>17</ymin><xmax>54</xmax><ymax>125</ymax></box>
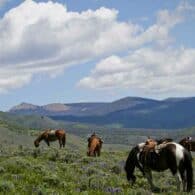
<box><xmin>0</xmin><ymin>115</ymin><xmax>195</xmax><ymax>194</ymax></box>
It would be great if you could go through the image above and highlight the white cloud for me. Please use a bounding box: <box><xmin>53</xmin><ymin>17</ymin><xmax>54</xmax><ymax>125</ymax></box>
<box><xmin>0</xmin><ymin>0</ymin><xmax>194</xmax><ymax>94</ymax></box>
<box><xmin>78</xmin><ymin>1</ymin><xmax>195</xmax><ymax>96</ymax></box>
<box><xmin>0</xmin><ymin>0</ymin><xmax>141</xmax><ymax>92</ymax></box>
<box><xmin>78</xmin><ymin>47</ymin><xmax>195</xmax><ymax>95</ymax></box>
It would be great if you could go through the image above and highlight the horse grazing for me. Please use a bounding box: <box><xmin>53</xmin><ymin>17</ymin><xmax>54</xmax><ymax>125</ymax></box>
<box><xmin>124</xmin><ymin>140</ymin><xmax>193</xmax><ymax>192</ymax></box>
<box><xmin>87</xmin><ymin>133</ymin><xmax>103</xmax><ymax>157</ymax></box>
<box><xmin>179</xmin><ymin>137</ymin><xmax>195</xmax><ymax>152</ymax></box>
<box><xmin>34</xmin><ymin>129</ymin><xmax>66</xmax><ymax>148</ymax></box>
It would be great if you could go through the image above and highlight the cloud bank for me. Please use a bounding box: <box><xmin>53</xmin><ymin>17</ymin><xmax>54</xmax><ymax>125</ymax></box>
<box><xmin>78</xmin><ymin>48</ymin><xmax>195</xmax><ymax>95</ymax></box>
<box><xmin>0</xmin><ymin>0</ymin><xmax>139</xmax><ymax>92</ymax></box>
<box><xmin>0</xmin><ymin>0</ymin><xmax>194</xmax><ymax>96</ymax></box>
<box><xmin>78</xmin><ymin>1</ymin><xmax>195</xmax><ymax>96</ymax></box>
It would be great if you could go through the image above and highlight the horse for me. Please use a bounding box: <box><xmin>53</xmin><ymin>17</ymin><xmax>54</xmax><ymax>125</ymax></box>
<box><xmin>179</xmin><ymin>137</ymin><xmax>195</xmax><ymax>152</ymax></box>
<box><xmin>124</xmin><ymin>140</ymin><xmax>193</xmax><ymax>192</ymax></box>
<box><xmin>87</xmin><ymin>133</ymin><xmax>103</xmax><ymax>157</ymax></box>
<box><xmin>34</xmin><ymin>129</ymin><xmax>66</xmax><ymax>148</ymax></box>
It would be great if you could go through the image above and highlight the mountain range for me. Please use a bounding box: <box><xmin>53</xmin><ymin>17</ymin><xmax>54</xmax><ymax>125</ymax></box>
<box><xmin>8</xmin><ymin>96</ymin><xmax>195</xmax><ymax>129</ymax></box>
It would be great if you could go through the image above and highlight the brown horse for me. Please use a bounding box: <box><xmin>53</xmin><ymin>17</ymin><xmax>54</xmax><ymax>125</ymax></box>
<box><xmin>87</xmin><ymin>133</ymin><xmax>103</xmax><ymax>157</ymax></box>
<box><xmin>34</xmin><ymin>129</ymin><xmax>66</xmax><ymax>148</ymax></box>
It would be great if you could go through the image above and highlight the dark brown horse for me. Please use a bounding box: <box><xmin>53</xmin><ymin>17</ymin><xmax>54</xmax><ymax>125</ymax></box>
<box><xmin>87</xmin><ymin>133</ymin><xmax>103</xmax><ymax>157</ymax></box>
<box><xmin>125</xmin><ymin>140</ymin><xmax>193</xmax><ymax>192</ymax></box>
<box><xmin>34</xmin><ymin>129</ymin><xmax>66</xmax><ymax>148</ymax></box>
<box><xmin>179</xmin><ymin>137</ymin><xmax>195</xmax><ymax>152</ymax></box>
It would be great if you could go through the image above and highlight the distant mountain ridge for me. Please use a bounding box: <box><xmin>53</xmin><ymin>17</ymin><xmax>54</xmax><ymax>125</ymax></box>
<box><xmin>9</xmin><ymin>96</ymin><xmax>195</xmax><ymax>129</ymax></box>
<box><xmin>9</xmin><ymin>97</ymin><xmax>158</xmax><ymax>116</ymax></box>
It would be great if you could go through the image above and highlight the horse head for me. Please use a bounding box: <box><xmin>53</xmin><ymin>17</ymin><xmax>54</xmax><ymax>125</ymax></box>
<box><xmin>124</xmin><ymin>146</ymin><xmax>141</xmax><ymax>185</ymax></box>
<box><xmin>34</xmin><ymin>133</ymin><xmax>43</xmax><ymax>147</ymax></box>
<box><xmin>34</xmin><ymin>139</ymin><xmax>39</xmax><ymax>147</ymax></box>
<box><xmin>180</xmin><ymin>138</ymin><xmax>192</xmax><ymax>152</ymax></box>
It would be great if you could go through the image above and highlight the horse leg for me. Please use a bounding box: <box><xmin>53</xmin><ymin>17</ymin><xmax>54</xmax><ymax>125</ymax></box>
<box><xmin>45</xmin><ymin>140</ymin><xmax>50</xmax><ymax>146</ymax></box>
<box><xmin>62</xmin><ymin>135</ymin><xmax>66</xmax><ymax>148</ymax></box>
<box><xmin>145</xmin><ymin>169</ymin><xmax>160</xmax><ymax>192</ymax></box>
<box><xmin>178</xmin><ymin>164</ymin><xmax>186</xmax><ymax>191</ymax></box>
<box><xmin>181</xmin><ymin>171</ymin><xmax>187</xmax><ymax>192</ymax></box>
<box><xmin>174</xmin><ymin>172</ymin><xmax>182</xmax><ymax>191</ymax></box>
<box><xmin>189</xmin><ymin>151</ymin><xmax>192</xmax><ymax>161</ymax></box>
<box><xmin>94</xmin><ymin>150</ymin><xmax>97</xmax><ymax>157</ymax></box>
<box><xmin>170</xmin><ymin>166</ymin><xmax>182</xmax><ymax>192</ymax></box>
<box><xmin>97</xmin><ymin>149</ymin><xmax>100</xmax><ymax>156</ymax></box>
<box><xmin>97</xmin><ymin>146</ymin><xmax>100</xmax><ymax>156</ymax></box>
<box><xmin>59</xmin><ymin>139</ymin><xmax>62</xmax><ymax>149</ymax></box>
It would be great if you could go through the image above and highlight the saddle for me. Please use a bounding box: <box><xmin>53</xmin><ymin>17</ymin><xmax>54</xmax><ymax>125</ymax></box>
<box><xmin>143</xmin><ymin>138</ymin><xmax>172</xmax><ymax>153</ymax></box>
<box><xmin>140</xmin><ymin>138</ymin><xmax>170</xmax><ymax>167</ymax></box>
<box><xmin>143</xmin><ymin>139</ymin><xmax>157</xmax><ymax>153</ymax></box>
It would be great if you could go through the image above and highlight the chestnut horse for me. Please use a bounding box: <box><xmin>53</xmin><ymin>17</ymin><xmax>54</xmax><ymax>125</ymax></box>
<box><xmin>34</xmin><ymin>129</ymin><xmax>66</xmax><ymax>148</ymax></box>
<box><xmin>125</xmin><ymin>140</ymin><xmax>193</xmax><ymax>192</ymax></box>
<box><xmin>87</xmin><ymin>133</ymin><xmax>103</xmax><ymax>157</ymax></box>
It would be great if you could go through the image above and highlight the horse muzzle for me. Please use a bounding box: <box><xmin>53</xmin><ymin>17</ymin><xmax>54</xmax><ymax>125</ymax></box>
<box><xmin>34</xmin><ymin>142</ymin><xmax>39</xmax><ymax>147</ymax></box>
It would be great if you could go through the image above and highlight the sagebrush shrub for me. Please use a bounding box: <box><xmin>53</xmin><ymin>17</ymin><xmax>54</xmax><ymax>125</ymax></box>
<box><xmin>0</xmin><ymin>180</ymin><xmax>15</xmax><ymax>192</ymax></box>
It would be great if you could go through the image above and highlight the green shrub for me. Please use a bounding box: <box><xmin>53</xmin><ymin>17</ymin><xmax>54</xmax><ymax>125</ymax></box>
<box><xmin>32</xmin><ymin>148</ymin><xmax>41</xmax><ymax>158</ymax></box>
<box><xmin>63</xmin><ymin>153</ymin><xmax>79</xmax><ymax>164</ymax></box>
<box><xmin>0</xmin><ymin>166</ymin><xmax>5</xmax><ymax>173</ymax></box>
<box><xmin>48</xmin><ymin>152</ymin><xmax>59</xmax><ymax>162</ymax></box>
<box><xmin>43</xmin><ymin>174</ymin><xmax>61</xmax><ymax>186</ymax></box>
<box><xmin>111</xmin><ymin>165</ymin><xmax>121</xmax><ymax>174</ymax></box>
<box><xmin>80</xmin><ymin>157</ymin><xmax>91</xmax><ymax>164</ymax></box>
<box><xmin>86</xmin><ymin>167</ymin><xmax>98</xmax><ymax>176</ymax></box>
<box><xmin>0</xmin><ymin>180</ymin><xmax>15</xmax><ymax>192</ymax></box>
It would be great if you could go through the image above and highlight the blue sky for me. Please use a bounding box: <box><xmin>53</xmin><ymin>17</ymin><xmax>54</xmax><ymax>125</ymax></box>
<box><xmin>0</xmin><ymin>0</ymin><xmax>195</xmax><ymax>111</ymax></box>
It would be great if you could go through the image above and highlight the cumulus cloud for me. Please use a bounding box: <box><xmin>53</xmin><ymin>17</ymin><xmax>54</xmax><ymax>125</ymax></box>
<box><xmin>78</xmin><ymin>2</ymin><xmax>195</xmax><ymax>96</ymax></box>
<box><xmin>78</xmin><ymin>47</ymin><xmax>195</xmax><ymax>95</ymax></box>
<box><xmin>0</xmin><ymin>0</ymin><xmax>141</xmax><ymax>92</ymax></box>
<box><xmin>0</xmin><ymin>0</ymin><xmax>194</xmax><ymax>94</ymax></box>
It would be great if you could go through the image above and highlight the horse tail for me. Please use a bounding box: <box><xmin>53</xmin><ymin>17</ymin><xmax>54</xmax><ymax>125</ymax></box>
<box><xmin>124</xmin><ymin>146</ymin><xmax>139</xmax><ymax>183</ymax></box>
<box><xmin>183</xmin><ymin>150</ymin><xmax>193</xmax><ymax>192</ymax></box>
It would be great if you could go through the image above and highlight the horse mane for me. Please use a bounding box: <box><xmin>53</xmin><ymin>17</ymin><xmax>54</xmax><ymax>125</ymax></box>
<box><xmin>156</xmin><ymin>138</ymin><xmax>173</xmax><ymax>144</ymax></box>
<box><xmin>35</xmin><ymin>130</ymin><xmax>47</xmax><ymax>142</ymax></box>
<box><xmin>179</xmin><ymin>137</ymin><xmax>187</xmax><ymax>143</ymax></box>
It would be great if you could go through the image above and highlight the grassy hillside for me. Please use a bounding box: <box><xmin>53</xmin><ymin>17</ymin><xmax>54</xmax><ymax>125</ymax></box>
<box><xmin>1</xmin><ymin>111</ymin><xmax>195</xmax><ymax>146</ymax></box>
<box><xmin>0</xmin><ymin>111</ymin><xmax>63</xmax><ymax>133</ymax></box>
<box><xmin>0</xmin><ymin>115</ymin><xmax>195</xmax><ymax>194</ymax></box>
